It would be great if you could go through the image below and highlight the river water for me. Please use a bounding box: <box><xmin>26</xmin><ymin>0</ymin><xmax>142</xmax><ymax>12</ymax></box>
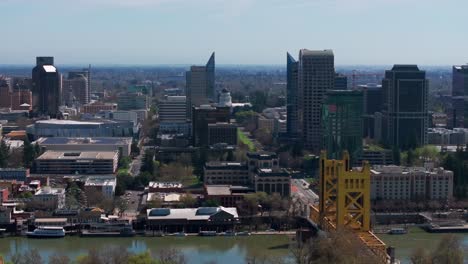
<box><xmin>378</xmin><ymin>227</ymin><xmax>468</xmax><ymax>263</ymax></box>
<box><xmin>1</xmin><ymin>230</ymin><xmax>467</xmax><ymax>263</ymax></box>
<box><xmin>0</xmin><ymin>235</ymin><xmax>293</xmax><ymax>263</ymax></box>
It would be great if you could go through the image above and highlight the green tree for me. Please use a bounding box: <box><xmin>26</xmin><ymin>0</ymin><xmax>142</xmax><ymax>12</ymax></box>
<box><xmin>128</xmin><ymin>251</ymin><xmax>157</xmax><ymax>264</ymax></box>
<box><xmin>118</xmin><ymin>156</ymin><xmax>132</xmax><ymax>170</ymax></box>
<box><xmin>22</xmin><ymin>138</ymin><xmax>36</xmax><ymax>169</ymax></box>
<box><xmin>406</xmin><ymin>149</ymin><xmax>416</xmax><ymax>166</ymax></box>
<box><xmin>141</xmin><ymin>149</ymin><xmax>156</xmax><ymax>175</ymax></box>
<box><xmin>131</xmin><ymin>141</ymin><xmax>140</xmax><ymax>156</ymax></box>
<box><xmin>392</xmin><ymin>147</ymin><xmax>401</xmax><ymax>166</ymax></box>
<box><xmin>0</xmin><ymin>139</ymin><xmax>9</xmax><ymax>168</ymax></box>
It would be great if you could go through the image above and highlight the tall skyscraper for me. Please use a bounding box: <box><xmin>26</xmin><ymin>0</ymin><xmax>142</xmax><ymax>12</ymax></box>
<box><xmin>32</xmin><ymin>57</ymin><xmax>61</xmax><ymax>117</ymax></box>
<box><xmin>382</xmin><ymin>65</ymin><xmax>428</xmax><ymax>150</ymax></box>
<box><xmin>298</xmin><ymin>49</ymin><xmax>335</xmax><ymax>153</ymax></box>
<box><xmin>334</xmin><ymin>73</ymin><xmax>348</xmax><ymax>90</ymax></box>
<box><xmin>322</xmin><ymin>90</ymin><xmax>363</xmax><ymax>160</ymax></box>
<box><xmin>286</xmin><ymin>53</ymin><xmax>299</xmax><ymax>137</ymax></box>
<box><xmin>452</xmin><ymin>64</ymin><xmax>468</xmax><ymax>127</ymax></box>
<box><xmin>186</xmin><ymin>52</ymin><xmax>215</xmax><ymax>119</ymax></box>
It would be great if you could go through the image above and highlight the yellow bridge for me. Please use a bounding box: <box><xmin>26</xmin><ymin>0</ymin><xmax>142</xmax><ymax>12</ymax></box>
<box><xmin>309</xmin><ymin>151</ymin><xmax>391</xmax><ymax>263</ymax></box>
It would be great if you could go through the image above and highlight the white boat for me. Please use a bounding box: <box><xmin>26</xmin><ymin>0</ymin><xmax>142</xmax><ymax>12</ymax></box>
<box><xmin>26</xmin><ymin>226</ymin><xmax>65</xmax><ymax>238</ymax></box>
<box><xmin>388</xmin><ymin>228</ymin><xmax>407</xmax><ymax>235</ymax></box>
<box><xmin>172</xmin><ymin>232</ymin><xmax>187</xmax><ymax>237</ymax></box>
<box><xmin>236</xmin><ymin>231</ymin><xmax>251</xmax><ymax>236</ymax></box>
<box><xmin>199</xmin><ymin>231</ymin><xmax>217</xmax><ymax>236</ymax></box>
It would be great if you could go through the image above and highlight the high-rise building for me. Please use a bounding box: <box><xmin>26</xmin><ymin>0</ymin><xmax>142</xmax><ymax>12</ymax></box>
<box><xmin>322</xmin><ymin>90</ymin><xmax>363</xmax><ymax>160</ymax></box>
<box><xmin>358</xmin><ymin>84</ymin><xmax>383</xmax><ymax>139</ymax></box>
<box><xmin>286</xmin><ymin>53</ymin><xmax>299</xmax><ymax>137</ymax></box>
<box><xmin>382</xmin><ymin>65</ymin><xmax>428</xmax><ymax>150</ymax></box>
<box><xmin>32</xmin><ymin>57</ymin><xmax>61</xmax><ymax>117</ymax></box>
<box><xmin>452</xmin><ymin>65</ymin><xmax>468</xmax><ymax>128</ymax></box>
<box><xmin>186</xmin><ymin>52</ymin><xmax>215</xmax><ymax>119</ymax></box>
<box><xmin>192</xmin><ymin>105</ymin><xmax>230</xmax><ymax>147</ymax></box>
<box><xmin>63</xmin><ymin>72</ymin><xmax>89</xmax><ymax>106</ymax></box>
<box><xmin>298</xmin><ymin>49</ymin><xmax>335</xmax><ymax>153</ymax></box>
<box><xmin>159</xmin><ymin>96</ymin><xmax>190</xmax><ymax>135</ymax></box>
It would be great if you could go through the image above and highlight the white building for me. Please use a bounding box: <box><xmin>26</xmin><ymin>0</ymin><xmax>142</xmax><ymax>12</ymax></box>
<box><xmin>33</xmin><ymin>187</ymin><xmax>66</xmax><ymax>210</ymax></box>
<box><xmin>159</xmin><ymin>96</ymin><xmax>190</xmax><ymax>135</ymax></box>
<box><xmin>371</xmin><ymin>165</ymin><xmax>453</xmax><ymax>201</ymax></box>
<box><xmin>84</xmin><ymin>176</ymin><xmax>116</xmax><ymax>200</ymax></box>
<box><xmin>218</xmin><ymin>88</ymin><xmax>232</xmax><ymax>107</ymax></box>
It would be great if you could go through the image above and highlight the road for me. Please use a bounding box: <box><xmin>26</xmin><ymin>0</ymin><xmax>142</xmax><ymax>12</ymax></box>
<box><xmin>129</xmin><ymin>144</ymin><xmax>145</xmax><ymax>176</ymax></box>
<box><xmin>291</xmin><ymin>179</ymin><xmax>319</xmax><ymax>217</ymax></box>
<box><xmin>121</xmin><ymin>190</ymin><xmax>142</xmax><ymax>219</ymax></box>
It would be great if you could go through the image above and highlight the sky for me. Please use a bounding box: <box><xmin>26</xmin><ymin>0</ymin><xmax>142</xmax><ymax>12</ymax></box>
<box><xmin>0</xmin><ymin>0</ymin><xmax>467</xmax><ymax>65</ymax></box>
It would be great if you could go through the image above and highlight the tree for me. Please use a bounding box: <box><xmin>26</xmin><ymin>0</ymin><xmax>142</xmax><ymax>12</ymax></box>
<box><xmin>431</xmin><ymin>235</ymin><xmax>464</xmax><ymax>264</ymax></box>
<box><xmin>118</xmin><ymin>156</ymin><xmax>132</xmax><ymax>170</ymax></box>
<box><xmin>115</xmin><ymin>197</ymin><xmax>129</xmax><ymax>215</ymax></box>
<box><xmin>203</xmin><ymin>199</ymin><xmax>220</xmax><ymax>207</ymax></box>
<box><xmin>141</xmin><ymin>149</ymin><xmax>156</xmax><ymax>175</ymax></box>
<box><xmin>179</xmin><ymin>193</ymin><xmax>197</xmax><ymax>208</ymax></box>
<box><xmin>406</xmin><ymin>149</ymin><xmax>416</xmax><ymax>166</ymax></box>
<box><xmin>128</xmin><ymin>251</ymin><xmax>157</xmax><ymax>264</ymax></box>
<box><xmin>0</xmin><ymin>139</ymin><xmax>9</xmax><ymax>168</ymax></box>
<box><xmin>392</xmin><ymin>147</ymin><xmax>401</xmax><ymax>166</ymax></box>
<box><xmin>23</xmin><ymin>138</ymin><xmax>37</xmax><ymax>169</ymax></box>
<box><xmin>131</xmin><ymin>141</ymin><xmax>140</xmax><ymax>156</ymax></box>
<box><xmin>49</xmin><ymin>254</ymin><xmax>71</xmax><ymax>264</ymax></box>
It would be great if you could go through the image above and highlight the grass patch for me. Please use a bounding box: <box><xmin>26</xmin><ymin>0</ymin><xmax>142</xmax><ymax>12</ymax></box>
<box><xmin>238</xmin><ymin>129</ymin><xmax>256</xmax><ymax>151</ymax></box>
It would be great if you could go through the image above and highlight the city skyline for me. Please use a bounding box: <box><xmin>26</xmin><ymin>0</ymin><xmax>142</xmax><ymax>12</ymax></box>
<box><xmin>1</xmin><ymin>0</ymin><xmax>467</xmax><ymax>65</ymax></box>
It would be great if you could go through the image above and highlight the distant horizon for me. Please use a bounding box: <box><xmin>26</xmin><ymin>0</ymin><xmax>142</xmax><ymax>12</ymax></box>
<box><xmin>1</xmin><ymin>0</ymin><xmax>467</xmax><ymax>65</ymax></box>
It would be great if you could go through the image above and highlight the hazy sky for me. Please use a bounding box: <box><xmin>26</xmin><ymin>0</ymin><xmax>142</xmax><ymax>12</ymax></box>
<box><xmin>1</xmin><ymin>0</ymin><xmax>467</xmax><ymax>65</ymax></box>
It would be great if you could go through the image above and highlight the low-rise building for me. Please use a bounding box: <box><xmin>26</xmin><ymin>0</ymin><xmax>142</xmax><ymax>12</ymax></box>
<box><xmin>204</xmin><ymin>185</ymin><xmax>253</xmax><ymax>207</ymax></box>
<box><xmin>356</xmin><ymin>149</ymin><xmax>394</xmax><ymax>166</ymax></box>
<box><xmin>0</xmin><ymin>188</ymin><xmax>9</xmax><ymax>203</ymax></box>
<box><xmin>146</xmin><ymin>207</ymin><xmax>239</xmax><ymax>233</ymax></box>
<box><xmin>427</xmin><ymin>128</ymin><xmax>468</xmax><ymax>145</ymax></box>
<box><xmin>371</xmin><ymin>165</ymin><xmax>453</xmax><ymax>201</ymax></box>
<box><xmin>84</xmin><ymin>176</ymin><xmax>116</xmax><ymax>200</ymax></box>
<box><xmin>35</xmin><ymin>137</ymin><xmax>132</xmax><ymax>157</ymax></box>
<box><xmin>204</xmin><ymin>162</ymin><xmax>249</xmax><ymax>185</ymax></box>
<box><xmin>0</xmin><ymin>168</ymin><xmax>29</xmax><ymax>182</ymax></box>
<box><xmin>148</xmin><ymin>182</ymin><xmax>183</xmax><ymax>193</ymax></box>
<box><xmin>254</xmin><ymin>168</ymin><xmax>291</xmax><ymax>197</ymax></box>
<box><xmin>32</xmin><ymin>187</ymin><xmax>66</xmax><ymax>210</ymax></box>
<box><xmin>0</xmin><ymin>206</ymin><xmax>12</xmax><ymax>224</ymax></box>
<box><xmin>35</xmin><ymin>151</ymin><xmax>119</xmax><ymax>174</ymax></box>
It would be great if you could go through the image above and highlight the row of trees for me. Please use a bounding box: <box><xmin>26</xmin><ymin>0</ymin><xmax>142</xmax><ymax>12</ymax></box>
<box><xmin>0</xmin><ymin>138</ymin><xmax>41</xmax><ymax>169</ymax></box>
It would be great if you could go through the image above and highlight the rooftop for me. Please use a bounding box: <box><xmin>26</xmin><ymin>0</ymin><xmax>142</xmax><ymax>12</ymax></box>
<box><xmin>147</xmin><ymin>206</ymin><xmax>238</xmax><ymax>221</ymax></box>
<box><xmin>148</xmin><ymin>181</ymin><xmax>183</xmax><ymax>189</ymax></box>
<box><xmin>85</xmin><ymin>176</ymin><xmax>116</xmax><ymax>186</ymax></box>
<box><xmin>37</xmin><ymin>151</ymin><xmax>118</xmax><ymax>160</ymax></box>
<box><xmin>300</xmin><ymin>49</ymin><xmax>334</xmax><ymax>56</ymax></box>
<box><xmin>36</xmin><ymin>137</ymin><xmax>132</xmax><ymax>145</ymax></box>
<box><xmin>35</xmin><ymin>187</ymin><xmax>65</xmax><ymax>195</ymax></box>
<box><xmin>205</xmin><ymin>162</ymin><xmax>247</xmax><ymax>170</ymax></box>
<box><xmin>42</xmin><ymin>65</ymin><xmax>56</xmax><ymax>73</ymax></box>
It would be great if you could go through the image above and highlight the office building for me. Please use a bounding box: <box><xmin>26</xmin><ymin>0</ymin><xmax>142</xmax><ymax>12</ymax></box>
<box><xmin>286</xmin><ymin>53</ymin><xmax>299</xmax><ymax>137</ymax></box>
<box><xmin>186</xmin><ymin>52</ymin><xmax>215</xmax><ymax>118</ymax></box>
<box><xmin>84</xmin><ymin>176</ymin><xmax>116</xmax><ymax>200</ymax></box>
<box><xmin>159</xmin><ymin>96</ymin><xmax>190</xmax><ymax>135</ymax></box>
<box><xmin>427</xmin><ymin>128</ymin><xmax>468</xmax><ymax>145</ymax></box>
<box><xmin>35</xmin><ymin>151</ymin><xmax>119</xmax><ymax>174</ymax></box>
<box><xmin>62</xmin><ymin>72</ymin><xmax>89</xmax><ymax>106</ymax></box>
<box><xmin>298</xmin><ymin>49</ymin><xmax>335</xmax><ymax>153</ymax></box>
<box><xmin>32</xmin><ymin>57</ymin><xmax>61</xmax><ymax>117</ymax></box>
<box><xmin>204</xmin><ymin>162</ymin><xmax>249</xmax><ymax>185</ymax></box>
<box><xmin>0</xmin><ymin>85</ymin><xmax>32</xmax><ymax>111</ymax></box>
<box><xmin>117</xmin><ymin>92</ymin><xmax>149</xmax><ymax>110</ymax></box>
<box><xmin>82</xmin><ymin>102</ymin><xmax>117</xmax><ymax>114</ymax></box>
<box><xmin>358</xmin><ymin>84</ymin><xmax>383</xmax><ymax>139</ymax></box>
<box><xmin>35</xmin><ymin>137</ymin><xmax>132</xmax><ymax>157</ymax></box>
<box><xmin>356</xmin><ymin>149</ymin><xmax>394</xmax><ymax>166</ymax></box>
<box><xmin>452</xmin><ymin>64</ymin><xmax>468</xmax><ymax>128</ymax></box>
<box><xmin>254</xmin><ymin>168</ymin><xmax>291</xmax><ymax>197</ymax></box>
<box><xmin>27</xmin><ymin>119</ymin><xmax>135</xmax><ymax>138</ymax></box>
<box><xmin>32</xmin><ymin>187</ymin><xmax>66</xmax><ymax>210</ymax></box>
<box><xmin>371</xmin><ymin>165</ymin><xmax>453</xmax><ymax>201</ymax></box>
<box><xmin>382</xmin><ymin>65</ymin><xmax>428</xmax><ymax>150</ymax></box>
<box><xmin>322</xmin><ymin>90</ymin><xmax>363</xmax><ymax>160</ymax></box>
<box><xmin>207</xmin><ymin>123</ymin><xmax>237</xmax><ymax>146</ymax></box>
<box><xmin>192</xmin><ymin>105</ymin><xmax>230</xmax><ymax>146</ymax></box>
<box><xmin>257</xmin><ymin>107</ymin><xmax>287</xmax><ymax>136</ymax></box>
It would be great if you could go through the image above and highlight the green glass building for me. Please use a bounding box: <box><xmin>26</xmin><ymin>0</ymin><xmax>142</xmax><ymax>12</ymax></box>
<box><xmin>322</xmin><ymin>90</ymin><xmax>363</xmax><ymax>160</ymax></box>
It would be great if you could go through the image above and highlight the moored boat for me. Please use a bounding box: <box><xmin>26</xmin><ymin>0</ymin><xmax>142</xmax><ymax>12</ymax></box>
<box><xmin>26</xmin><ymin>226</ymin><xmax>65</xmax><ymax>238</ymax></box>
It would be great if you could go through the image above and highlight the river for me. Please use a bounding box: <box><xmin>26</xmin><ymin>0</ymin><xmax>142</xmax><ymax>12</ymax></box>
<box><xmin>378</xmin><ymin>227</ymin><xmax>468</xmax><ymax>263</ymax></box>
<box><xmin>0</xmin><ymin>235</ymin><xmax>293</xmax><ymax>263</ymax></box>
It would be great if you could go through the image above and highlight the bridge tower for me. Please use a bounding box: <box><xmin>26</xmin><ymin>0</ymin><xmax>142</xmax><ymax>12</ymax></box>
<box><xmin>319</xmin><ymin>151</ymin><xmax>371</xmax><ymax>231</ymax></box>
